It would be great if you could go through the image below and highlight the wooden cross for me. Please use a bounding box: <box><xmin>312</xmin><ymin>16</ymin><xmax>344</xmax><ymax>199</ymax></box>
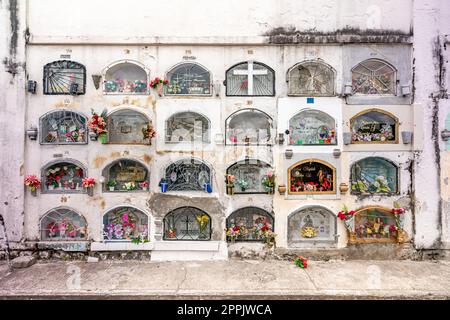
<box><xmin>233</xmin><ymin>61</ymin><xmax>267</xmax><ymax>95</ymax></box>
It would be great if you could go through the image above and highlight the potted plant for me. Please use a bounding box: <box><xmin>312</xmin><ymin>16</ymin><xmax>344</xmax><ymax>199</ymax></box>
<box><xmin>225</xmin><ymin>174</ymin><xmax>236</xmax><ymax>195</ymax></box>
<box><xmin>139</xmin><ymin>181</ymin><xmax>149</xmax><ymax>191</ymax></box>
<box><xmin>24</xmin><ymin>175</ymin><xmax>41</xmax><ymax>196</ymax></box>
<box><xmin>107</xmin><ymin>180</ymin><xmax>117</xmax><ymax>191</ymax></box>
<box><xmin>87</xmin><ymin>109</ymin><xmax>108</xmax><ymax>143</ymax></box>
<box><xmin>337</xmin><ymin>205</ymin><xmax>356</xmax><ymax>244</ymax></box>
<box><xmin>82</xmin><ymin>177</ymin><xmax>96</xmax><ymax>196</ymax></box>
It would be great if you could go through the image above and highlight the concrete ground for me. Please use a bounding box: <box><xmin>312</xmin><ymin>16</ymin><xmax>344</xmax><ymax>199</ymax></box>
<box><xmin>0</xmin><ymin>259</ymin><xmax>449</xmax><ymax>299</ymax></box>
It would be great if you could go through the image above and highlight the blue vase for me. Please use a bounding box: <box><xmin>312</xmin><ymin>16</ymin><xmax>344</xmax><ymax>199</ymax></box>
<box><xmin>160</xmin><ymin>183</ymin><xmax>168</xmax><ymax>193</ymax></box>
<box><xmin>204</xmin><ymin>183</ymin><xmax>213</xmax><ymax>193</ymax></box>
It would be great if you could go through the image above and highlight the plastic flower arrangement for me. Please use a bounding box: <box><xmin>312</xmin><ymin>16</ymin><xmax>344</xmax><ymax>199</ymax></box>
<box><xmin>373</xmin><ymin>176</ymin><xmax>391</xmax><ymax>193</ymax></box>
<box><xmin>337</xmin><ymin>205</ymin><xmax>355</xmax><ymax>232</ymax></box>
<box><xmin>82</xmin><ymin>177</ymin><xmax>96</xmax><ymax>188</ymax></box>
<box><xmin>142</xmin><ymin>123</ymin><xmax>157</xmax><ymax>140</ymax></box>
<box><xmin>301</xmin><ymin>226</ymin><xmax>318</xmax><ymax>238</ymax></box>
<box><xmin>104</xmin><ymin>80</ymin><xmax>118</xmax><ymax>93</ymax></box>
<box><xmin>132</xmin><ymin>80</ymin><xmax>147</xmax><ymax>93</ymax></box>
<box><xmin>294</xmin><ymin>256</ymin><xmax>308</xmax><ymax>269</ymax></box>
<box><xmin>261</xmin><ymin>171</ymin><xmax>276</xmax><ymax>193</ymax></box>
<box><xmin>196</xmin><ymin>214</ymin><xmax>210</xmax><ymax>233</ymax></box>
<box><xmin>236</xmin><ymin>179</ymin><xmax>249</xmax><ymax>191</ymax></box>
<box><xmin>139</xmin><ymin>181</ymin><xmax>149</xmax><ymax>189</ymax></box>
<box><xmin>225</xmin><ymin>225</ymin><xmax>247</xmax><ymax>242</ymax></box>
<box><xmin>87</xmin><ymin>109</ymin><xmax>108</xmax><ymax>135</ymax></box>
<box><xmin>123</xmin><ymin>182</ymin><xmax>137</xmax><ymax>191</ymax></box>
<box><xmin>255</xmin><ymin>219</ymin><xmax>277</xmax><ymax>245</ymax></box>
<box><xmin>391</xmin><ymin>201</ymin><xmax>406</xmax><ymax>230</ymax></box>
<box><xmin>225</xmin><ymin>174</ymin><xmax>236</xmax><ymax>186</ymax></box>
<box><xmin>149</xmin><ymin>77</ymin><xmax>169</xmax><ymax>89</ymax></box>
<box><xmin>24</xmin><ymin>175</ymin><xmax>41</xmax><ymax>192</ymax></box>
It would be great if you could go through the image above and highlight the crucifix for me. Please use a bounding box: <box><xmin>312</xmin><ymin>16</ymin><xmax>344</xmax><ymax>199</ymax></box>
<box><xmin>233</xmin><ymin>61</ymin><xmax>267</xmax><ymax>95</ymax></box>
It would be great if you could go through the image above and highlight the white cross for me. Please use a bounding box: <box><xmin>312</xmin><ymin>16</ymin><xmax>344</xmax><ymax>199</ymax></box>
<box><xmin>233</xmin><ymin>61</ymin><xmax>268</xmax><ymax>95</ymax></box>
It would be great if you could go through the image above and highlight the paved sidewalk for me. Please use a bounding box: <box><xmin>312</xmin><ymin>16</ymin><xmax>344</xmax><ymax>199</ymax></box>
<box><xmin>0</xmin><ymin>260</ymin><xmax>449</xmax><ymax>299</ymax></box>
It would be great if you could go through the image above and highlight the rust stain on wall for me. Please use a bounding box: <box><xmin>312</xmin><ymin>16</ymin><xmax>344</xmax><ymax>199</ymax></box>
<box><xmin>142</xmin><ymin>154</ymin><xmax>152</xmax><ymax>164</ymax></box>
<box><xmin>93</xmin><ymin>156</ymin><xmax>108</xmax><ymax>169</ymax></box>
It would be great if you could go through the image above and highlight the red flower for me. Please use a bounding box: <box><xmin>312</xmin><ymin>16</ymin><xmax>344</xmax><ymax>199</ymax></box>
<box><xmin>348</xmin><ymin>210</ymin><xmax>355</xmax><ymax>216</ymax></box>
<box><xmin>163</xmin><ymin>80</ymin><xmax>169</xmax><ymax>85</ymax></box>
<box><xmin>155</xmin><ymin>77</ymin><xmax>160</xmax><ymax>82</ymax></box>
<box><xmin>337</xmin><ymin>212</ymin><xmax>346</xmax><ymax>220</ymax></box>
<box><xmin>389</xmin><ymin>225</ymin><xmax>397</xmax><ymax>233</ymax></box>
<box><xmin>261</xmin><ymin>225</ymin><xmax>269</xmax><ymax>232</ymax></box>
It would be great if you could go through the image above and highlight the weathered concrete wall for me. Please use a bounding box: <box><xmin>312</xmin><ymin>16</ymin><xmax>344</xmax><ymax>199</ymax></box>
<box><xmin>0</xmin><ymin>0</ymin><xmax>27</xmax><ymax>243</ymax></box>
<box><xmin>2</xmin><ymin>0</ymin><xmax>450</xmax><ymax>259</ymax></box>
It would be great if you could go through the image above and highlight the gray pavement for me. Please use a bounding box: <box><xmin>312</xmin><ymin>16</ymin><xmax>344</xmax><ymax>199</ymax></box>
<box><xmin>0</xmin><ymin>259</ymin><xmax>449</xmax><ymax>299</ymax></box>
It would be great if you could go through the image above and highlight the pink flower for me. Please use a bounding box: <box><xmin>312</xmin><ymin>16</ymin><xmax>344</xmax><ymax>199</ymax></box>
<box><xmin>267</xmin><ymin>171</ymin><xmax>274</xmax><ymax>178</ymax></box>
<box><xmin>122</xmin><ymin>213</ymin><xmax>129</xmax><ymax>223</ymax></box>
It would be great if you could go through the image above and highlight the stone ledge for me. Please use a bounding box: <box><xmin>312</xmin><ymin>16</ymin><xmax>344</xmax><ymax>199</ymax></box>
<box><xmin>91</xmin><ymin>242</ymin><xmax>154</xmax><ymax>252</ymax></box>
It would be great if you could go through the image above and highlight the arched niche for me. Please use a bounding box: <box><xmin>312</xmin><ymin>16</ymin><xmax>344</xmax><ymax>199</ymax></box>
<box><xmin>165</xmin><ymin>111</ymin><xmax>210</xmax><ymax>143</ymax></box>
<box><xmin>103</xmin><ymin>206</ymin><xmax>149</xmax><ymax>241</ymax></box>
<box><xmin>288</xmin><ymin>159</ymin><xmax>336</xmax><ymax>195</ymax></box>
<box><xmin>226</xmin><ymin>207</ymin><xmax>274</xmax><ymax>242</ymax></box>
<box><xmin>287</xmin><ymin>60</ymin><xmax>335</xmax><ymax>96</ymax></box>
<box><xmin>288</xmin><ymin>206</ymin><xmax>337</xmax><ymax>246</ymax></box>
<box><xmin>225</xmin><ymin>61</ymin><xmax>275</xmax><ymax>96</ymax></box>
<box><xmin>226</xmin><ymin>159</ymin><xmax>273</xmax><ymax>194</ymax></box>
<box><xmin>225</xmin><ymin>109</ymin><xmax>273</xmax><ymax>145</ymax></box>
<box><xmin>39</xmin><ymin>109</ymin><xmax>88</xmax><ymax>145</ymax></box>
<box><xmin>288</xmin><ymin>109</ymin><xmax>337</xmax><ymax>145</ymax></box>
<box><xmin>107</xmin><ymin>109</ymin><xmax>153</xmax><ymax>145</ymax></box>
<box><xmin>103</xmin><ymin>60</ymin><xmax>149</xmax><ymax>94</ymax></box>
<box><xmin>43</xmin><ymin>60</ymin><xmax>86</xmax><ymax>95</ymax></box>
<box><xmin>350</xmin><ymin>109</ymin><xmax>399</xmax><ymax>144</ymax></box>
<box><xmin>102</xmin><ymin>159</ymin><xmax>149</xmax><ymax>192</ymax></box>
<box><xmin>353</xmin><ymin>206</ymin><xmax>399</xmax><ymax>243</ymax></box>
<box><xmin>40</xmin><ymin>207</ymin><xmax>87</xmax><ymax>241</ymax></box>
<box><xmin>163</xmin><ymin>207</ymin><xmax>212</xmax><ymax>240</ymax></box>
<box><xmin>351</xmin><ymin>59</ymin><xmax>397</xmax><ymax>95</ymax></box>
<box><xmin>165</xmin><ymin>62</ymin><xmax>212</xmax><ymax>95</ymax></box>
<box><xmin>41</xmin><ymin>159</ymin><xmax>87</xmax><ymax>194</ymax></box>
<box><xmin>164</xmin><ymin>158</ymin><xmax>212</xmax><ymax>191</ymax></box>
<box><xmin>351</xmin><ymin>157</ymin><xmax>399</xmax><ymax>195</ymax></box>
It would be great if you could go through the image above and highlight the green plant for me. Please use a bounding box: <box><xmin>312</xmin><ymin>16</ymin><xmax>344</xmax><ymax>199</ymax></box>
<box><xmin>236</xmin><ymin>179</ymin><xmax>249</xmax><ymax>190</ymax></box>
<box><xmin>107</xmin><ymin>180</ymin><xmax>117</xmax><ymax>188</ymax></box>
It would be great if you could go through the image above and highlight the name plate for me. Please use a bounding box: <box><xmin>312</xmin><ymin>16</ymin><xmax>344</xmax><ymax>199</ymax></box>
<box><xmin>38</xmin><ymin>242</ymin><xmax>89</xmax><ymax>252</ymax></box>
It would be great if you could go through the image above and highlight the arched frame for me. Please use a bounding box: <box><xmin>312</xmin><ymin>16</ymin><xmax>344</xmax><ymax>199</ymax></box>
<box><xmin>39</xmin><ymin>109</ymin><xmax>89</xmax><ymax>145</ymax></box>
<box><xmin>225</xmin><ymin>108</ymin><xmax>274</xmax><ymax>146</ymax></box>
<box><xmin>350</xmin><ymin>108</ymin><xmax>400</xmax><ymax>144</ymax></box>
<box><xmin>43</xmin><ymin>60</ymin><xmax>86</xmax><ymax>95</ymax></box>
<box><xmin>351</xmin><ymin>58</ymin><xmax>397</xmax><ymax>95</ymax></box>
<box><xmin>288</xmin><ymin>159</ymin><xmax>337</xmax><ymax>195</ymax></box>
<box><xmin>40</xmin><ymin>158</ymin><xmax>88</xmax><ymax>194</ymax></box>
<box><xmin>105</xmin><ymin>108</ymin><xmax>153</xmax><ymax>145</ymax></box>
<box><xmin>39</xmin><ymin>206</ymin><xmax>88</xmax><ymax>241</ymax></box>
<box><xmin>286</xmin><ymin>60</ymin><xmax>336</xmax><ymax>97</ymax></box>
<box><xmin>102</xmin><ymin>205</ymin><xmax>152</xmax><ymax>242</ymax></box>
<box><xmin>225</xmin><ymin>61</ymin><xmax>276</xmax><ymax>97</ymax></box>
<box><xmin>226</xmin><ymin>159</ymin><xmax>273</xmax><ymax>194</ymax></box>
<box><xmin>226</xmin><ymin>207</ymin><xmax>274</xmax><ymax>242</ymax></box>
<box><xmin>101</xmin><ymin>158</ymin><xmax>150</xmax><ymax>193</ymax></box>
<box><xmin>102</xmin><ymin>60</ymin><xmax>150</xmax><ymax>95</ymax></box>
<box><xmin>288</xmin><ymin>109</ymin><xmax>337</xmax><ymax>146</ymax></box>
<box><xmin>287</xmin><ymin>205</ymin><xmax>337</xmax><ymax>246</ymax></box>
<box><xmin>163</xmin><ymin>157</ymin><xmax>213</xmax><ymax>192</ymax></box>
<box><xmin>350</xmin><ymin>157</ymin><xmax>400</xmax><ymax>195</ymax></box>
<box><xmin>164</xmin><ymin>62</ymin><xmax>213</xmax><ymax>96</ymax></box>
<box><xmin>165</xmin><ymin>111</ymin><xmax>211</xmax><ymax>144</ymax></box>
<box><xmin>163</xmin><ymin>207</ymin><xmax>212</xmax><ymax>241</ymax></box>
<box><xmin>352</xmin><ymin>206</ymin><xmax>399</xmax><ymax>244</ymax></box>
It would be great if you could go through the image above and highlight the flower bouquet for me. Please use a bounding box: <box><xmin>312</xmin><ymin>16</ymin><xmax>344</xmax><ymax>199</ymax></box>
<box><xmin>82</xmin><ymin>177</ymin><xmax>96</xmax><ymax>196</ymax></box>
<box><xmin>236</xmin><ymin>179</ymin><xmax>249</xmax><ymax>192</ymax></box>
<box><xmin>24</xmin><ymin>175</ymin><xmax>41</xmax><ymax>196</ymax></box>
<box><xmin>261</xmin><ymin>171</ymin><xmax>276</xmax><ymax>194</ymax></box>
<box><xmin>391</xmin><ymin>202</ymin><xmax>408</xmax><ymax>243</ymax></box>
<box><xmin>88</xmin><ymin>109</ymin><xmax>108</xmax><ymax>143</ymax></box>
<box><xmin>150</xmin><ymin>77</ymin><xmax>169</xmax><ymax>96</ymax></box>
<box><xmin>256</xmin><ymin>220</ymin><xmax>277</xmax><ymax>247</ymax></box>
<box><xmin>139</xmin><ymin>181</ymin><xmax>149</xmax><ymax>191</ymax></box>
<box><xmin>196</xmin><ymin>214</ymin><xmax>210</xmax><ymax>239</ymax></box>
<box><xmin>123</xmin><ymin>182</ymin><xmax>137</xmax><ymax>191</ymax></box>
<box><xmin>294</xmin><ymin>256</ymin><xmax>308</xmax><ymax>269</ymax></box>
<box><xmin>225</xmin><ymin>225</ymin><xmax>247</xmax><ymax>242</ymax></box>
<box><xmin>142</xmin><ymin>123</ymin><xmax>157</xmax><ymax>142</ymax></box>
<box><xmin>337</xmin><ymin>205</ymin><xmax>356</xmax><ymax>243</ymax></box>
<box><xmin>225</xmin><ymin>174</ymin><xmax>236</xmax><ymax>195</ymax></box>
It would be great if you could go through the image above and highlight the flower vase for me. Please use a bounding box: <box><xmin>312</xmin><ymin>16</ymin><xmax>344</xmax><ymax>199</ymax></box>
<box><xmin>226</xmin><ymin>184</ymin><xmax>234</xmax><ymax>195</ymax></box>
<box><xmin>397</xmin><ymin>229</ymin><xmax>408</xmax><ymax>244</ymax></box>
<box><xmin>142</xmin><ymin>187</ymin><xmax>148</xmax><ymax>191</ymax></box>
<box><xmin>48</xmin><ymin>185</ymin><xmax>55</xmax><ymax>191</ymax></box>
<box><xmin>109</xmin><ymin>187</ymin><xmax>115</xmax><ymax>192</ymax></box>
<box><xmin>348</xmin><ymin>232</ymin><xmax>357</xmax><ymax>244</ymax></box>
<box><xmin>99</xmin><ymin>133</ymin><xmax>107</xmax><ymax>144</ymax></box>
<box><xmin>87</xmin><ymin>187</ymin><xmax>94</xmax><ymax>197</ymax></box>
<box><xmin>204</xmin><ymin>183</ymin><xmax>213</xmax><ymax>194</ymax></box>
<box><xmin>160</xmin><ymin>182</ymin><xmax>168</xmax><ymax>193</ymax></box>
<box><xmin>31</xmin><ymin>188</ymin><xmax>37</xmax><ymax>197</ymax></box>
<box><xmin>156</xmin><ymin>83</ymin><xmax>164</xmax><ymax>97</ymax></box>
